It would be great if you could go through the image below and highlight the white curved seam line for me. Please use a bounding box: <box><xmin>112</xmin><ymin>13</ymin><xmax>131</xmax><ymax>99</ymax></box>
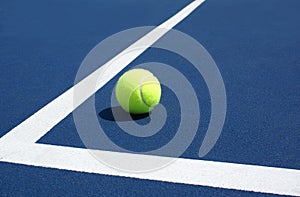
<box><xmin>139</xmin><ymin>74</ymin><xmax>154</xmax><ymax>108</ymax></box>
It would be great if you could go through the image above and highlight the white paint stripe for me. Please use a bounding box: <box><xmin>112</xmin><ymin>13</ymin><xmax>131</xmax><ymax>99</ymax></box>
<box><xmin>1</xmin><ymin>0</ymin><xmax>299</xmax><ymax>196</ymax></box>
<box><xmin>0</xmin><ymin>0</ymin><xmax>205</xmax><ymax>145</ymax></box>
<box><xmin>1</xmin><ymin>144</ymin><xmax>299</xmax><ymax>196</ymax></box>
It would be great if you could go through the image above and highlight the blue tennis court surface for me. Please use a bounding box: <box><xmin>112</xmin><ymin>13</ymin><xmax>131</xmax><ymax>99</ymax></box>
<box><xmin>0</xmin><ymin>0</ymin><xmax>299</xmax><ymax>196</ymax></box>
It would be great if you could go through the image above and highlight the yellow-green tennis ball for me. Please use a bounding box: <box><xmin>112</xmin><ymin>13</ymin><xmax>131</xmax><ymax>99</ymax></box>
<box><xmin>116</xmin><ymin>68</ymin><xmax>161</xmax><ymax>114</ymax></box>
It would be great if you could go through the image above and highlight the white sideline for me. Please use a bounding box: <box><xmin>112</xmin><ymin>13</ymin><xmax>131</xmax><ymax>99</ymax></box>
<box><xmin>0</xmin><ymin>0</ymin><xmax>299</xmax><ymax>196</ymax></box>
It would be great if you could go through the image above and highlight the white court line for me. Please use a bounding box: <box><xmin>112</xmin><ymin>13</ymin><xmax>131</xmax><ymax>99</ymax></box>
<box><xmin>0</xmin><ymin>0</ymin><xmax>299</xmax><ymax>196</ymax></box>
<box><xmin>0</xmin><ymin>144</ymin><xmax>300</xmax><ymax>196</ymax></box>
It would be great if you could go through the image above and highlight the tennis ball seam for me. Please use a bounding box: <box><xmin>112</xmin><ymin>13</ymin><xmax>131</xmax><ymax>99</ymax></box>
<box><xmin>138</xmin><ymin>74</ymin><xmax>153</xmax><ymax>108</ymax></box>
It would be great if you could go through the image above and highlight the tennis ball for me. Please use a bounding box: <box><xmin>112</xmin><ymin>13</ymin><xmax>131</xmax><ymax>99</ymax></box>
<box><xmin>116</xmin><ymin>68</ymin><xmax>161</xmax><ymax>114</ymax></box>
